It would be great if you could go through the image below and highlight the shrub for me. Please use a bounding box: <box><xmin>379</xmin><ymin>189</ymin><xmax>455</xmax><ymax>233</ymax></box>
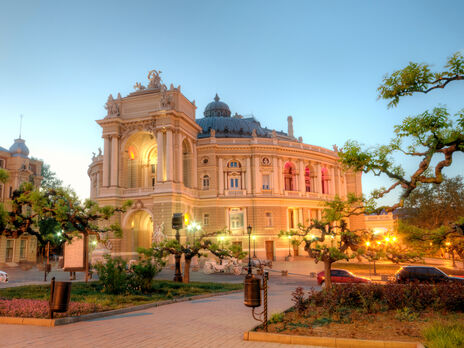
<box><xmin>306</xmin><ymin>282</ymin><xmax>464</xmax><ymax>314</ymax></box>
<box><xmin>269</xmin><ymin>312</ymin><xmax>284</xmax><ymax>324</ymax></box>
<box><xmin>291</xmin><ymin>287</ymin><xmax>307</xmax><ymax>314</ymax></box>
<box><xmin>423</xmin><ymin>321</ymin><xmax>464</xmax><ymax>348</ymax></box>
<box><xmin>128</xmin><ymin>258</ymin><xmax>164</xmax><ymax>293</ymax></box>
<box><xmin>94</xmin><ymin>256</ymin><xmax>129</xmax><ymax>294</ymax></box>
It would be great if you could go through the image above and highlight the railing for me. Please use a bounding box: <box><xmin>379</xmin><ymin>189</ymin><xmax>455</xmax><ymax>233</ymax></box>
<box><xmin>225</xmin><ymin>190</ymin><xmax>246</xmax><ymax>197</ymax></box>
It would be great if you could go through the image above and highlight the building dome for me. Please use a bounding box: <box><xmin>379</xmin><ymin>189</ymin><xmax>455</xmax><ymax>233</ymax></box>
<box><xmin>204</xmin><ymin>94</ymin><xmax>231</xmax><ymax>117</ymax></box>
<box><xmin>9</xmin><ymin>138</ymin><xmax>29</xmax><ymax>158</ymax></box>
<box><xmin>197</xmin><ymin>116</ymin><xmax>268</xmax><ymax>138</ymax></box>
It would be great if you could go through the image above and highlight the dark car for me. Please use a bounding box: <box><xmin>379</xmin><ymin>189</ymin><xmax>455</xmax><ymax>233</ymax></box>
<box><xmin>395</xmin><ymin>266</ymin><xmax>464</xmax><ymax>284</ymax></box>
<box><xmin>317</xmin><ymin>269</ymin><xmax>370</xmax><ymax>287</ymax></box>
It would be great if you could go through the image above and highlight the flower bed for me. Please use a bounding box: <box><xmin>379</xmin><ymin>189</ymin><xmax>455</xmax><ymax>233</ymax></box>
<box><xmin>258</xmin><ymin>283</ymin><xmax>464</xmax><ymax>345</ymax></box>
<box><xmin>0</xmin><ymin>299</ymin><xmax>100</xmax><ymax>319</ymax></box>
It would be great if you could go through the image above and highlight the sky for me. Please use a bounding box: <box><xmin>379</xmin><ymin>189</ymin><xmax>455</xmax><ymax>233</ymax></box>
<box><xmin>1</xmin><ymin>0</ymin><xmax>463</xmax><ymax>203</ymax></box>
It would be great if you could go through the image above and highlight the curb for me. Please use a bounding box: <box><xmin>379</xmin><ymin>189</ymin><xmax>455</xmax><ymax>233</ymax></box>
<box><xmin>243</xmin><ymin>331</ymin><xmax>425</xmax><ymax>348</ymax></box>
<box><xmin>0</xmin><ymin>289</ymin><xmax>242</xmax><ymax>327</ymax></box>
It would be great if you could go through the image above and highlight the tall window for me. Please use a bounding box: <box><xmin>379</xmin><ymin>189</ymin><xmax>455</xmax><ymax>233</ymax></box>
<box><xmin>6</xmin><ymin>240</ymin><xmax>13</xmax><ymax>262</ymax></box>
<box><xmin>202</xmin><ymin>175</ymin><xmax>210</xmax><ymax>190</ymax></box>
<box><xmin>284</xmin><ymin>162</ymin><xmax>296</xmax><ymax>191</ymax></box>
<box><xmin>305</xmin><ymin>166</ymin><xmax>311</xmax><ymax>192</ymax></box>
<box><xmin>19</xmin><ymin>239</ymin><xmax>27</xmax><ymax>259</ymax></box>
<box><xmin>230</xmin><ymin>177</ymin><xmax>240</xmax><ymax>189</ymax></box>
<box><xmin>203</xmin><ymin>213</ymin><xmax>210</xmax><ymax>226</ymax></box>
<box><xmin>229</xmin><ymin>161</ymin><xmax>239</xmax><ymax>168</ymax></box>
<box><xmin>262</xmin><ymin>174</ymin><xmax>270</xmax><ymax>190</ymax></box>
<box><xmin>0</xmin><ymin>159</ymin><xmax>4</xmax><ymax>168</ymax></box>
<box><xmin>229</xmin><ymin>208</ymin><xmax>244</xmax><ymax>230</ymax></box>
<box><xmin>183</xmin><ymin>140</ymin><xmax>193</xmax><ymax>188</ymax></box>
<box><xmin>288</xmin><ymin>209</ymin><xmax>295</xmax><ymax>229</ymax></box>
<box><xmin>265</xmin><ymin>212</ymin><xmax>273</xmax><ymax>227</ymax></box>
<box><xmin>321</xmin><ymin>167</ymin><xmax>329</xmax><ymax>194</ymax></box>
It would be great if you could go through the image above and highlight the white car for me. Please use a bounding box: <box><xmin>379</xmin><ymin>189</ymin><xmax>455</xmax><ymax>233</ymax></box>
<box><xmin>0</xmin><ymin>271</ymin><xmax>8</xmax><ymax>283</ymax></box>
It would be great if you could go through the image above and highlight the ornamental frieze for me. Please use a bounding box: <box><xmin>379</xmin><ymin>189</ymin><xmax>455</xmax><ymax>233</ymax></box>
<box><xmin>121</xmin><ymin>120</ymin><xmax>157</xmax><ymax>138</ymax></box>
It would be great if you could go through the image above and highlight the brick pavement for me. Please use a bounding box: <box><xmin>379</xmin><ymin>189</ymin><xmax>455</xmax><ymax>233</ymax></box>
<box><xmin>0</xmin><ymin>275</ymin><xmax>321</xmax><ymax>348</ymax></box>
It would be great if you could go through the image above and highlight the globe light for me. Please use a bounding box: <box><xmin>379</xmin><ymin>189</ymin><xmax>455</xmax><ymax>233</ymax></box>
<box><xmin>365</xmin><ymin>241</ymin><xmax>371</xmax><ymax>247</ymax></box>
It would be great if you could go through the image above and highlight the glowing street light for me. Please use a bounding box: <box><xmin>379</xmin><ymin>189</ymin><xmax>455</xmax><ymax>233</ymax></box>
<box><xmin>392</xmin><ymin>236</ymin><xmax>397</xmax><ymax>242</ymax></box>
<box><xmin>365</xmin><ymin>241</ymin><xmax>371</xmax><ymax>247</ymax></box>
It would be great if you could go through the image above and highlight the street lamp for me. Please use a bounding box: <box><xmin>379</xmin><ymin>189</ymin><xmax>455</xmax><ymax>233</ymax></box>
<box><xmin>247</xmin><ymin>225</ymin><xmax>252</xmax><ymax>275</ymax></box>
<box><xmin>219</xmin><ymin>235</ymin><xmax>225</xmax><ymax>248</ymax></box>
<box><xmin>251</xmin><ymin>235</ymin><xmax>256</xmax><ymax>258</ymax></box>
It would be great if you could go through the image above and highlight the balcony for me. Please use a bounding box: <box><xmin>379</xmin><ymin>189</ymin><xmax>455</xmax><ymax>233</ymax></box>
<box><xmin>224</xmin><ymin>190</ymin><xmax>246</xmax><ymax>197</ymax></box>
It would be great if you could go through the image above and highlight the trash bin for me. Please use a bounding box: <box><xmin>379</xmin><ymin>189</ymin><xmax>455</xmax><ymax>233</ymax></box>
<box><xmin>49</xmin><ymin>277</ymin><xmax>72</xmax><ymax>318</ymax></box>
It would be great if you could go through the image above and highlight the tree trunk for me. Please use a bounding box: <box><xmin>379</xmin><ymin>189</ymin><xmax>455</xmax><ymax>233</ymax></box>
<box><xmin>324</xmin><ymin>260</ymin><xmax>332</xmax><ymax>289</ymax></box>
<box><xmin>183</xmin><ymin>257</ymin><xmax>191</xmax><ymax>284</ymax></box>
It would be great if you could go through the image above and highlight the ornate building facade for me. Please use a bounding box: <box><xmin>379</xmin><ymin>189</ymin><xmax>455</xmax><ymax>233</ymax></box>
<box><xmin>88</xmin><ymin>71</ymin><xmax>365</xmax><ymax>261</ymax></box>
<box><xmin>0</xmin><ymin>138</ymin><xmax>41</xmax><ymax>265</ymax></box>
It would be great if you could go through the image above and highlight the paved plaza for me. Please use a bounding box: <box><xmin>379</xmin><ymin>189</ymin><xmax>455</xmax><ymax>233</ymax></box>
<box><xmin>0</xmin><ymin>272</ymin><xmax>320</xmax><ymax>348</ymax></box>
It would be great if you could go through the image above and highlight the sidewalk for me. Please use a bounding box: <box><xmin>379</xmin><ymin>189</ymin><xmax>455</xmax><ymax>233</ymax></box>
<box><xmin>0</xmin><ymin>274</ymin><xmax>321</xmax><ymax>348</ymax></box>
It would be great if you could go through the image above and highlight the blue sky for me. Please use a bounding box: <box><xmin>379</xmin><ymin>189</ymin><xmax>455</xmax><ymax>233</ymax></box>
<box><xmin>1</xmin><ymin>0</ymin><xmax>463</xmax><ymax>202</ymax></box>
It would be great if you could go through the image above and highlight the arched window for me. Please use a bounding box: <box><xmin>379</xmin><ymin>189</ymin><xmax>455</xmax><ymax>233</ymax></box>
<box><xmin>227</xmin><ymin>161</ymin><xmax>241</xmax><ymax>168</ymax></box>
<box><xmin>321</xmin><ymin>167</ymin><xmax>329</xmax><ymax>194</ymax></box>
<box><xmin>202</xmin><ymin>175</ymin><xmax>210</xmax><ymax>190</ymax></box>
<box><xmin>283</xmin><ymin>162</ymin><xmax>296</xmax><ymax>191</ymax></box>
<box><xmin>182</xmin><ymin>140</ymin><xmax>192</xmax><ymax>188</ymax></box>
<box><xmin>305</xmin><ymin>166</ymin><xmax>311</xmax><ymax>192</ymax></box>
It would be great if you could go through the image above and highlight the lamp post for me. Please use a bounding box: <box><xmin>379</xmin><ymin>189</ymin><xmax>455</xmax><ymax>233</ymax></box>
<box><xmin>287</xmin><ymin>235</ymin><xmax>292</xmax><ymax>258</ymax></box>
<box><xmin>252</xmin><ymin>235</ymin><xmax>256</xmax><ymax>258</ymax></box>
<box><xmin>172</xmin><ymin>213</ymin><xmax>183</xmax><ymax>282</ymax></box>
<box><xmin>247</xmin><ymin>225</ymin><xmax>252</xmax><ymax>275</ymax></box>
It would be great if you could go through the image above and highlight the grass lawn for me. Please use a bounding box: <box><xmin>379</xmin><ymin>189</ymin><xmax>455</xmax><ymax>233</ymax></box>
<box><xmin>0</xmin><ymin>280</ymin><xmax>243</xmax><ymax>311</ymax></box>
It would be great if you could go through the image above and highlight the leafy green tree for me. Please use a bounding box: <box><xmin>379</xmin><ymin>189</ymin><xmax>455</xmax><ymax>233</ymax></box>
<box><xmin>0</xmin><ymin>168</ymin><xmax>9</xmax><ymax>184</ymax></box>
<box><xmin>396</xmin><ymin>176</ymin><xmax>464</xmax><ymax>266</ymax></box>
<box><xmin>339</xmin><ymin>52</ymin><xmax>464</xmax><ymax>212</ymax></box>
<box><xmin>1</xmin><ymin>182</ymin><xmax>130</xmax><ymax>247</ymax></box>
<box><xmin>146</xmin><ymin>229</ymin><xmax>238</xmax><ymax>283</ymax></box>
<box><xmin>279</xmin><ymin>194</ymin><xmax>369</xmax><ymax>289</ymax></box>
<box><xmin>402</xmin><ymin>176</ymin><xmax>464</xmax><ymax>229</ymax></box>
<box><xmin>39</xmin><ymin>162</ymin><xmax>63</xmax><ymax>189</ymax></box>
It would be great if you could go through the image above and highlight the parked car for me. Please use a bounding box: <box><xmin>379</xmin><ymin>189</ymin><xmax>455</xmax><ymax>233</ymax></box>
<box><xmin>317</xmin><ymin>269</ymin><xmax>370</xmax><ymax>287</ymax></box>
<box><xmin>0</xmin><ymin>270</ymin><xmax>8</xmax><ymax>283</ymax></box>
<box><xmin>395</xmin><ymin>266</ymin><xmax>464</xmax><ymax>284</ymax></box>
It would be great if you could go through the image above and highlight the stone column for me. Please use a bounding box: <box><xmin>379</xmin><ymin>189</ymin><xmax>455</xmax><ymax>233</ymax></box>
<box><xmin>110</xmin><ymin>135</ymin><xmax>119</xmax><ymax>187</ymax></box>
<box><xmin>330</xmin><ymin>166</ymin><xmax>335</xmax><ymax>195</ymax></box>
<box><xmin>254</xmin><ymin>157</ymin><xmax>261</xmax><ymax>193</ymax></box>
<box><xmin>246</xmin><ymin>157</ymin><xmax>251</xmax><ymax>194</ymax></box>
<box><xmin>315</xmin><ymin>163</ymin><xmax>322</xmax><ymax>193</ymax></box>
<box><xmin>156</xmin><ymin>131</ymin><xmax>164</xmax><ymax>182</ymax></box>
<box><xmin>299</xmin><ymin>160</ymin><xmax>305</xmax><ymax>194</ymax></box>
<box><xmin>218</xmin><ymin>157</ymin><xmax>224</xmax><ymax>194</ymax></box>
<box><xmin>177</xmin><ymin>132</ymin><xmax>183</xmax><ymax>183</ymax></box>
<box><xmin>103</xmin><ymin>136</ymin><xmax>111</xmax><ymax>187</ymax></box>
<box><xmin>272</xmin><ymin>157</ymin><xmax>279</xmax><ymax>194</ymax></box>
<box><xmin>192</xmin><ymin>141</ymin><xmax>198</xmax><ymax>188</ymax></box>
<box><xmin>336</xmin><ymin>168</ymin><xmax>342</xmax><ymax>197</ymax></box>
<box><xmin>166</xmin><ymin>130</ymin><xmax>173</xmax><ymax>181</ymax></box>
<box><xmin>278</xmin><ymin>158</ymin><xmax>283</xmax><ymax>193</ymax></box>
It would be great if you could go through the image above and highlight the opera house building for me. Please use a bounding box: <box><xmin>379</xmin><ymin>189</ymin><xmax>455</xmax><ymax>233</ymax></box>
<box><xmin>88</xmin><ymin>71</ymin><xmax>365</xmax><ymax>261</ymax></box>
